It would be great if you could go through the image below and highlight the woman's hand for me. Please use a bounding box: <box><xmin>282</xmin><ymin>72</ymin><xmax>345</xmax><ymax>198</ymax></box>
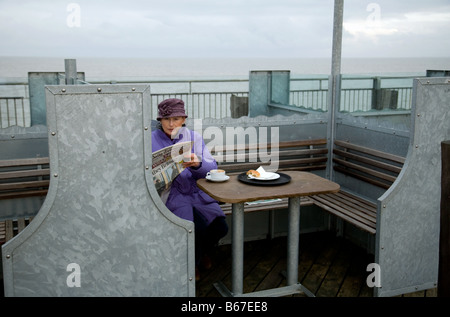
<box><xmin>182</xmin><ymin>153</ymin><xmax>200</xmax><ymax>168</ymax></box>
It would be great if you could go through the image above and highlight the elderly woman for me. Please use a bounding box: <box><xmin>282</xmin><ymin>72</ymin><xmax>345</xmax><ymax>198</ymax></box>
<box><xmin>152</xmin><ymin>98</ymin><xmax>228</xmax><ymax>279</ymax></box>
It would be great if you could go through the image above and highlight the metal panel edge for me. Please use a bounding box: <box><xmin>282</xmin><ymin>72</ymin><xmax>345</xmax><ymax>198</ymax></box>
<box><xmin>142</xmin><ymin>85</ymin><xmax>196</xmax><ymax>295</ymax></box>
<box><xmin>1</xmin><ymin>86</ymin><xmax>60</xmax><ymax>296</ymax></box>
<box><xmin>375</xmin><ymin>78</ymin><xmax>448</xmax><ymax>296</ymax></box>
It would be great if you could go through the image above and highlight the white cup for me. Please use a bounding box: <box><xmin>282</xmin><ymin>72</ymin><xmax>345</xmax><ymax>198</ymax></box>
<box><xmin>207</xmin><ymin>169</ymin><xmax>226</xmax><ymax>180</ymax></box>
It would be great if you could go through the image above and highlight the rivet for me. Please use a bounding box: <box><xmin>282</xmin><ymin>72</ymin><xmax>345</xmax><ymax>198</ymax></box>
<box><xmin>415</xmin><ymin>145</ymin><xmax>419</xmax><ymax>148</ymax></box>
<box><xmin>11</xmin><ymin>135</ymin><xmax>15</xmax><ymax>139</ymax></box>
<box><xmin>144</xmin><ymin>126</ymin><xmax>148</xmax><ymax>131</ymax></box>
<box><xmin>54</xmin><ymin>173</ymin><xmax>58</xmax><ymax>177</ymax></box>
<box><xmin>145</xmin><ymin>166</ymin><xmax>149</xmax><ymax>170</ymax></box>
<box><xmin>132</xmin><ymin>87</ymin><xmax>136</xmax><ymax>91</ymax></box>
<box><xmin>427</xmin><ymin>80</ymin><xmax>430</xmax><ymax>84</ymax></box>
<box><xmin>189</xmin><ymin>277</ymin><xmax>193</xmax><ymax>281</ymax></box>
<box><xmin>51</xmin><ymin>131</ymin><xmax>56</xmax><ymax>136</ymax></box>
<box><xmin>6</xmin><ymin>254</ymin><xmax>10</xmax><ymax>259</ymax></box>
<box><xmin>188</xmin><ymin>230</ymin><xmax>192</xmax><ymax>233</ymax></box>
<box><xmin>383</xmin><ymin>205</ymin><xmax>386</xmax><ymax>208</ymax></box>
<box><xmin>417</xmin><ymin>113</ymin><xmax>420</xmax><ymax>117</ymax></box>
<box><xmin>97</xmin><ymin>87</ymin><xmax>102</xmax><ymax>92</ymax></box>
<box><xmin>61</xmin><ymin>88</ymin><xmax>66</xmax><ymax>93</ymax></box>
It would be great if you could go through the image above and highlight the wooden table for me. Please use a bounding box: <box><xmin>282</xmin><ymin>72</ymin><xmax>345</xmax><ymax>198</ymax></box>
<box><xmin>197</xmin><ymin>171</ymin><xmax>340</xmax><ymax>297</ymax></box>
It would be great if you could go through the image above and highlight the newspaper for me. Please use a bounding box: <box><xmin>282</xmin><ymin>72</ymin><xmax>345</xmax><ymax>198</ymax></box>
<box><xmin>152</xmin><ymin>141</ymin><xmax>193</xmax><ymax>195</ymax></box>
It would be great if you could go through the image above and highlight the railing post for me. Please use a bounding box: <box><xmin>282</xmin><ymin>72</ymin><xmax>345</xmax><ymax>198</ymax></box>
<box><xmin>439</xmin><ymin>140</ymin><xmax>450</xmax><ymax>297</ymax></box>
<box><xmin>371</xmin><ymin>76</ymin><xmax>381</xmax><ymax>109</ymax></box>
<box><xmin>326</xmin><ymin>0</ymin><xmax>343</xmax><ymax>180</ymax></box>
<box><xmin>64</xmin><ymin>59</ymin><xmax>78</xmax><ymax>85</ymax></box>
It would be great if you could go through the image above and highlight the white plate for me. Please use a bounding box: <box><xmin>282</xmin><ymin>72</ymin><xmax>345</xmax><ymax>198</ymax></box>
<box><xmin>206</xmin><ymin>175</ymin><xmax>230</xmax><ymax>182</ymax></box>
<box><xmin>248</xmin><ymin>172</ymin><xmax>280</xmax><ymax>181</ymax></box>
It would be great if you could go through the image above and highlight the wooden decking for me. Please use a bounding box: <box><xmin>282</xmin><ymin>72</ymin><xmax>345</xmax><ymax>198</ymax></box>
<box><xmin>196</xmin><ymin>231</ymin><xmax>437</xmax><ymax>297</ymax></box>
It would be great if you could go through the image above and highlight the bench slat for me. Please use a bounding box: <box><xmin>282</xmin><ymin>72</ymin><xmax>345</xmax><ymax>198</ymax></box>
<box><xmin>336</xmin><ymin>191</ymin><xmax>377</xmax><ymax>210</ymax></box>
<box><xmin>324</xmin><ymin>192</ymin><xmax>377</xmax><ymax>216</ymax></box>
<box><xmin>0</xmin><ymin>157</ymin><xmax>49</xmax><ymax>168</ymax></box>
<box><xmin>0</xmin><ymin>157</ymin><xmax>50</xmax><ymax>202</ymax></box>
<box><xmin>334</xmin><ymin>140</ymin><xmax>405</xmax><ymax>164</ymax></box>
<box><xmin>0</xmin><ymin>217</ymin><xmax>34</xmax><ymax>246</ymax></box>
<box><xmin>212</xmin><ymin>139</ymin><xmax>327</xmax><ymax>153</ymax></box>
<box><xmin>0</xmin><ymin>180</ymin><xmax>50</xmax><ymax>191</ymax></box>
<box><xmin>215</xmin><ymin>139</ymin><xmax>328</xmax><ymax>177</ymax></box>
<box><xmin>313</xmin><ymin>194</ymin><xmax>376</xmax><ymax>223</ymax></box>
<box><xmin>334</xmin><ymin>166</ymin><xmax>392</xmax><ymax>189</ymax></box>
<box><xmin>213</xmin><ymin>148</ymin><xmax>328</xmax><ymax>163</ymax></box>
<box><xmin>5</xmin><ymin>219</ymin><xmax>14</xmax><ymax>242</ymax></box>
<box><xmin>0</xmin><ymin>189</ymin><xmax>49</xmax><ymax>200</ymax></box>
<box><xmin>311</xmin><ymin>192</ymin><xmax>377</xmax><ymax>235</ymax></box>
<box><xmin>333</xmin><ymin>158</ymin><xmax>397</xmax><ymax>183</ymax></box>
<box><xmin>312</xmin><ymin>198</ymin><xmax>376</xmax><ymax>235</ymax></box>
<box><xmin>333</xmin><ymin>148</ymin><xmax>403</xmax><ymax>174</ymax></box>
<box><xmin>0</xmin><ymin>221</ymin><xmax>6</xmax><ymax>244</ymax></box>
<box><xmin>0</xmin><ymin>169</ymin><xmax>50</xmax><ymax>180</ymax></box>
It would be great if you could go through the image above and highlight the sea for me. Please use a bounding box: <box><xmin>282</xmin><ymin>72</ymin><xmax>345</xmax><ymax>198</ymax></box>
<box><xmin>1</xmin><ymin>56</ymin><xmax>450</xmax><ymax>80</ymax></box>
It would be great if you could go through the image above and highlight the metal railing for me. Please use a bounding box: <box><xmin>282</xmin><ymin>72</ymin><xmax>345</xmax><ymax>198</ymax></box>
<box><xmin>0</xmin><ymin>97</ymin><xmax>30</xmax><ymax>128</ymax></box>
<box><xmin>89</xmin><ymin>77</ymin><xmax>249</xmax><ymax>119</ymax></box>
<box><xmin>289</xmin><ymin>76</ymin><xmax>415</xmax><ymax>113</ymax></box>
<box><xmin>0</xmin><ymin>75</ymin><xmax>417</xmax><ymax>128</ymax></box>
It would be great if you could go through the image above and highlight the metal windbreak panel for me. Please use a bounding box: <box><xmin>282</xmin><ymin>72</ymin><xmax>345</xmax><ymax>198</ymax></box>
<box><xmin>376</xmin><ymin>78</ymin><xmax>450</xmax><ymax>296</ymax></box>
<box><xmin>28</xmin><ymin>72</ymin><xmax>85</xmax><ymax>126</ymax></box>
<box><xmin>2</xmin><ymin>84</ymin><xmax>195</xmax><ymax>296</ymax></box>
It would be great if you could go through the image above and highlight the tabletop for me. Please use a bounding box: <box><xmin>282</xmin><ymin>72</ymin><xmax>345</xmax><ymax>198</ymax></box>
<box><xmin>197</xmin><ymin>171</ymin><xmax>340</xmax><ymax>204</ymax></box>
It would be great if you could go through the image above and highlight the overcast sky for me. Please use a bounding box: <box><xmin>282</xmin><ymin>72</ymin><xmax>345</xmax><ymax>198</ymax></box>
<box><xmin>1</xmin><ymin>0</ymin><xmax>449</xmax><ymax>59</ymax></box>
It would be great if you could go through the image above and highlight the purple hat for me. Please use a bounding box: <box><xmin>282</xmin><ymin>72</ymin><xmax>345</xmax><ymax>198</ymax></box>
<box><xmin>157</xmin><ymin>98</ymin><xmax>188</xmax><ymax>120</ymax></box>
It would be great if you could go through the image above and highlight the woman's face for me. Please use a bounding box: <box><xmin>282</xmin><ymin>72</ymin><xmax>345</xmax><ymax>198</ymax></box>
<box><xmin>160</xmin><ymin>116</ymin><xmax>186</xmax><ymax>137</ymax></box>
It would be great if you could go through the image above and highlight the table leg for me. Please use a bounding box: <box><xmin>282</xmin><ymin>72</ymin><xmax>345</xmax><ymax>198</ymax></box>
<box><xmin>214</xmin><ymin>197</ymin><xmax>314</xmax><ymax>297</ymax></box>
<box><xmin>286</xmin><ymin>196</ymin><xmax>315</xmax><ymax>297</ymax></box>
<box><xmin>231</xmin><ymin>202</ymin><xmax>244</xmax><ymax>295</ymax></box>
<box><xmin>213</xmin><ymin>202</ymin><xmax>244</xmax><ymax>297</ymax></box>
<box><xmin>287</xmin><ymin>196</ymin><xmax>300</xmax><ymax>285</ymax></box>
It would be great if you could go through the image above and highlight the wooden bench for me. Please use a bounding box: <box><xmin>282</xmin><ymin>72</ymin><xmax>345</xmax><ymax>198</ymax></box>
<box><xmin>214</xmin><ymin>139</ymin><xmax>328</xmax><ymax>175</ymax></box>
<box><xmin>0</xmin><ymin>140</ymin><xmax>327</xmax><ymax>247</ymax></box>
<box><xmin>310</xmin><ymin>140</ymin><xmax>406</xmax><ymax>235</ymax></box>
<box><xmin>0</xmin><ymin>157</ymin><xmax>50</xmax><ymax>246</ymax></box>
<box><xmin>0</xmin><ymin>140</ymin><xmax>405</xmax><ymax>242</ymax></box>
<box><xmin>0</xmin><ymin>218</ymin><xmax>33</xmax><ymax>246</ymax></box>
<box><xmin>211</xmin><ymin>139</ymin><xmax>328</xmax><ymax>215</ymax></box>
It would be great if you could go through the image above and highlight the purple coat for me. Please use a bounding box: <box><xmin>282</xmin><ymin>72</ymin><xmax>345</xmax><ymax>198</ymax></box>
<box><xmin>151</xmin><ymin>127</ymin><xmax>225</xmax><ymax>225</ymax></box>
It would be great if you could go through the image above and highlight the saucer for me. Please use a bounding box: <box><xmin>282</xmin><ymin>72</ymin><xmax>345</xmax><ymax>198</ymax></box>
<box><xmin>206</xmin><ymin>175</ymin><xmax>230</xmax><ymax>182</ymax></box>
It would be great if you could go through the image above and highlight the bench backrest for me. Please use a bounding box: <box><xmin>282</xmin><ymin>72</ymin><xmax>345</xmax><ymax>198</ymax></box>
<box><xmin>0</xmin><ymin>157</ymin><xmax>50</xmax><ymax>200</ymax></box>
<box><xmin>332</xmin><ymin>140</ymin><xmax>405</xmax><ymax>190</ymax></box>
<box><xmin>213</xmin><ymin>139</ymin><xmax>328</xmax><ymax>174</ymax></box>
